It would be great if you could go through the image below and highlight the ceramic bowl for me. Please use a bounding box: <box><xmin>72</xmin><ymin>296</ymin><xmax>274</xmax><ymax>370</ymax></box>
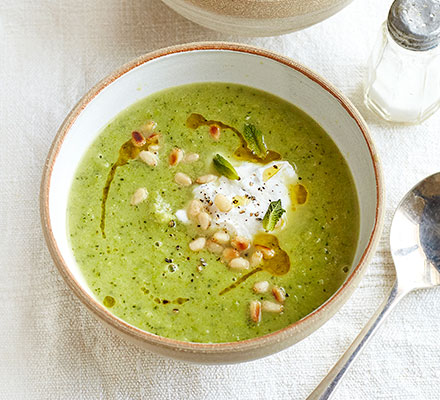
<box><xmin>161</xmin><ymin>0</ymin><xmax>354</xmax><ymax>36</ymax></box>
<box><xmin>41</xmin><ymin>42</ymin><xmax>384</xmax><ymax>364</ymax></box>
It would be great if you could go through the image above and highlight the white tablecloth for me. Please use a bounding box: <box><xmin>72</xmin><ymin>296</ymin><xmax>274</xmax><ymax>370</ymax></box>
<box><xmin>1</xmin><ymin>0</ymin><xmax>440</xmax><ymax>398</ymax></box>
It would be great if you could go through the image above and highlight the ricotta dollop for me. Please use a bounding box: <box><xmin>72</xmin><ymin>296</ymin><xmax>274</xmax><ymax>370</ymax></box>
<box><xmin>177</xmin><ymin>161</ymin><xmax>296</xmax><ymax>238</ymax></box>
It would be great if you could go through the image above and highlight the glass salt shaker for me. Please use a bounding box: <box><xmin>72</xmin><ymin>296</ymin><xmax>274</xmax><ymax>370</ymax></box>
<box><xmin>364</xmin><ymin>0</ymin><xmax>440</xmax><ymax>124</ymax></box>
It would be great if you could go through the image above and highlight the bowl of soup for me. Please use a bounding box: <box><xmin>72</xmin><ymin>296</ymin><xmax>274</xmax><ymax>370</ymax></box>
<box><xmin>40</xmin><ymin>42</ymin><xmax>384</xmax><ymax>363</ymax></box>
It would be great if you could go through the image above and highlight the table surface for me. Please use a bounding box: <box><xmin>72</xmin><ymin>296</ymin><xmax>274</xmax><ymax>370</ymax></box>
<box><xmin>1</xmin><ymin>0</ymin><xmax>440</xmax><ymax>398</ymax></box>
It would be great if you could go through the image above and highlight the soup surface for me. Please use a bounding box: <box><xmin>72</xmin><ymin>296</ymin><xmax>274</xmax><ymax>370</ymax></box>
<box><xmin>68</xmin><ymin>83</ymin><xmax>359</xmax><ymax>343</ymax></box>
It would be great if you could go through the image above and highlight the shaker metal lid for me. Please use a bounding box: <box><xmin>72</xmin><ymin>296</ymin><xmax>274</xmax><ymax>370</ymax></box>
<box><xmin>387</xmin><ymin>0</ymin><xmax>440</xmax><ymax>51</ymax></box>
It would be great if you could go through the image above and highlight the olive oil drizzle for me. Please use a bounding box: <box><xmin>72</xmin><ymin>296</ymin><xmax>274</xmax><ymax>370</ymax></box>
<box><xmin>254</xmin><ymin>233</ymin><xmax>291</xmax><ymax>276</ymax></box>
<box><xmin>186</xmin><ymin>113</ymin><xmax>281</xmax><ymax>164</ymax></box>
<box><xmin>100</xmin><ymin>138</ymin><xmax>151</xmax><ymax>238</ymax></box>
<box><xmin>290</xmin><ymin>183</ymin><xmax>308</xmax><ymax>211</ymax></box>
<box><xmin>219</xmin><ymin>233</ymin><xmax>290</xmax><ymax>295</ymax></box>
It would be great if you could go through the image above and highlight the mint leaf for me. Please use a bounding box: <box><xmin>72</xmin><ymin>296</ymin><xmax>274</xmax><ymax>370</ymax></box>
<box><xmin>262</xmin><ymin>200</ymin><xmax>286</xmax><ymax>231</ymax></box>
<box><xmin>213</xmin><ymin>154</ymin><xmax>239</xmax><ymax>180</ymax></box>
<box><xmin>243</xmin><ymin>124</ymin><xmax>268</xmax><ymax>158</ymax></box>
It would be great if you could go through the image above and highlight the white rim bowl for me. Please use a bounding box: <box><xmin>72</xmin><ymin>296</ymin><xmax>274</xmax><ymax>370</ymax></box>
<box><xmin>41</xmin><ymin>42</ymin><xmax>384</xmax><ymax>364</ymax></box>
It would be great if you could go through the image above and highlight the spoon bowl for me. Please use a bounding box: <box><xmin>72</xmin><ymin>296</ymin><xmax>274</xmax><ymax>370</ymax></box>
<box><xmin>308</xmin><ymin>172</ymin><xmax>440</xmax><ymax>399</ymax></box>
<box><xmin>391</xmin><ymin>172</ymin><xmax>440</xmax><ymax>291</ymax></box>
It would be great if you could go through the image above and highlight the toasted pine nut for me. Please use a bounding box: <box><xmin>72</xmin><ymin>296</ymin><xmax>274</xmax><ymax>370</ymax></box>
<box><xmin>139</xmin><ymin>120</ymin><xmax>157</xmax><ymax>135</ymax></box>
<box><xmin>131</xmin><ymin>131</ymin><xmax>146</xmax><ymax>147</ymax></box>
<box><xmin>253</xmin><ymin>281</ymin><xmax>270</xmax><ymax>294</ymax></box>
<box><xmin>212</xmin><ymin>230</ymin><xmax>230</xmax><ymax>245</ymax></box>
<box><xmin>146</xmin><ymin>132</ymin><xmax>160</xmax><ymax>145</ymax></box>
<box><xmin>231</xmin><ymin>236</ymin><xmax>250</xmax><ymax>252</ymax></box>
<box><xmin>174</xmin><ymin>172</ymin><xmax>192</xmax><ymax>187</ymax></box>
<box><xmin>183</xmin><ymin>153</ymin><xmax>199</xmax><ymax>163</ymax></box>
<box><xmin>222</xmin><ymin>247</ymin><xmax>240</xmax><ymax>263</ymax></box>
<box><xmin>130</xmin><ymin>187</ymin><xmax>148</xmax><ymax>206</ymax></box>
<box><xmin>214</xmin><ymin>194</ymin><xmax>232</xmax><ymax>212</ymax></box>
<box><xmin>272</xmin><ymin>286</ymin><xmax>286</xmax><ymax>303</ymax></box>
<box><xmin>196</xmin><ymin>174</ymin><xmax>217</xmax><ymax>184</ymax></box>
<box><xmin>262</xmin><ymin>300</ymin><xmax>283</xmax><ymax>313</ymax></box>
<box><xmin>189</xmin><ymin>237</ymin><xmax>206</xmax><ymax>252</ymax></box>
<box><xmin>169</xmin><ymin>148</ymin><xmax>184</xmax><ymax>166</ymax></box>
<box><xmin>255</xmin><ymin>245</ymin><xmax>275</xmax><ymax>259</ymax></box>
<box><xmin>187</xmin><ymin>199</ymin><xmax>203</xmax><ymax>220</ymax></box>
<box><xmin>139</xmin><ymin>150</ymin><xmax>158</xmax><ymax>167</ymax></box>
<box><xmin>209</xmin><ymin>125</ymin><xmax>221</xmax><ymax>140</ymax></box>
<box><xmin>197</xmin><ymin>211</ymin><xmax>211</xmax><ymax>230</ymax></box>
<box><xmin>250</xmin><ymin>300</ymin><xmax>261</xmax><ymax>323</ymax></box>
<box><xmin>148</xmin><ymin>144</ymin><xmax>160</xmax><ymax>153</ymax></box>
<box><xmin>229</xmin><ymin>257</ymin><xmax>250</xmax><ymax>270</ymax></box>
<box><xmin>250</xmin><ymin>250</ymin><xmax>263</xmax><ymax>267</ymax></box>
<box><xmin>206</xmin><ymin>239</ymin><xmax>224</xmax><ymax>254</ymax></box>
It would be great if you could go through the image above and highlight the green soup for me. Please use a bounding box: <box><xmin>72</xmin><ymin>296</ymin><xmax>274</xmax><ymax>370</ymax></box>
<box><xmin>68</xmin><ymin>83</ymin><xmax>359</xmax><ymax>343</ymax></box>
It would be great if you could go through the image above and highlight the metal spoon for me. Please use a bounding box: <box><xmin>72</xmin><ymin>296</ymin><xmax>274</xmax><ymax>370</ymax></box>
<box><xmin>307</xmin><ymin>172</ymin><xmax>440</xmax><ymax>400</ymax></box>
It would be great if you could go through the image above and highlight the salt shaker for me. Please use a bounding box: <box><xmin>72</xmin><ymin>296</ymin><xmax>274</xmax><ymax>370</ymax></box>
<box><xmin>364</xmin><ymin>0</ymin><xmax>440</xmax><ymax>123</ymax></box>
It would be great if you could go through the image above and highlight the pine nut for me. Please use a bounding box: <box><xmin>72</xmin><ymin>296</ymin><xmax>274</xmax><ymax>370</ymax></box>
<box><xmin>187</xmin><ymin>199</ymin><xmax>203</xmax><ymax>220</ymax></box>
<box><xmin>206</xmin><ymin>239</ymin><xmax>224</xmax><ymax>254</ymax></box>
<box><xmin>169</xmin><ymin>148</ymin><xmax>184</xmax><ymax>166</ymax></box>
<box><xmin>231</xmin><ymin>236</ymin><xmax>250</xmax><ymax>252</ymax></box>
<box><xmin>255</xmin><ymin>245</ymin><xmax>275</xmax><ymax>259</ymax></box>
<box><xmin>131</xmin><ymin>131</ymin><xmax>146</xmax><ymax>147</ymax></box>
<box><xmin>250</xmin><ymin>300</ymin><xmax>261</xmax><ymax>323</ymax></box>
<box><xmin>272</xmin><ymin>286</ymin><xmax>286</xmax><ymax>303</ymax></box>
<box><xmin>262</xmin><ymin>300</ymin><xmax>283</xmax><ymax>313</ymax></box>
<box><xmin>146</xmin><ymin>132</ymin><xmax>160</xmax><ymax>145</ymax></box>
<box><xmin>250</xmin><ymin>250</ymin><xmax>263</xmax><ymax>267</ymax></box>
<box><xmin>222</xmin><ymin>247</ymin><xmax>240</xmax><ymax>263</ymax></box>
<box><xmin>197</xmin><ymin>211</ymin><xmax>211</xmax><ymax>230</ymax></box>
<box><xmin>174</xmin><ymin>172</ymin><xmax>192</xmax><ymax>186</ymax></box>
<box><xmin>139</xmin><ymin>150</ymin><xmax>158</xmax><ymax>167</ymax></box>
<box><xmin>253</xmin><ymin>281</ymin><xmax>270</xmax><ymax>294</ymax></box>
<box><xmin>183</xmin><ymin>153</ymin><xmax>199</xmax><ymax>163</ymax></box>
<box><xmin>196</xmin><ymin>174</ymin><xmax>217</xmax><ymax>184</ymax></box>
<box><xmin>148</xmin><ymin>144</ymin><xmax>160</xmax><ymax>153</ymax></box>
<box><xmin>139</xmin><ymin>120</ymin><xmax>157</xmax><ymax>135</ymax></box>
<box><xmin>189</xmin><ymin>237</ymin><xmax>206</xmax><ymax>252</ymax></box>
<box><xmin>212</xmin><ymin>230</ymin><xmax>230</xmax><ymax>245</ymax></box>
<box><xmin>214</xmin><ymin>194</ymin><xmax>232</xmax><ymax>212</ymax></box>
<box><xmin>209</xmin><ymin>125</ymin><xmax>221</xmax><ymax>140</ymax></box>
<box><xmin>130</xmin><ymin>187</ymin><xmax>148</xmax><ymax>206</ymax></box>
<box><xmin>229</xmin><ymin>257</ymin><xmax>250</xmax><ymax>270</ymax></box>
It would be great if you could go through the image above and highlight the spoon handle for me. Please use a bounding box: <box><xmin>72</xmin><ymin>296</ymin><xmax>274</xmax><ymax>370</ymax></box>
<box><xmin>306</xmin><ymin>281</ymin><xmax>407</xmax><ymax>400</ymax></box>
